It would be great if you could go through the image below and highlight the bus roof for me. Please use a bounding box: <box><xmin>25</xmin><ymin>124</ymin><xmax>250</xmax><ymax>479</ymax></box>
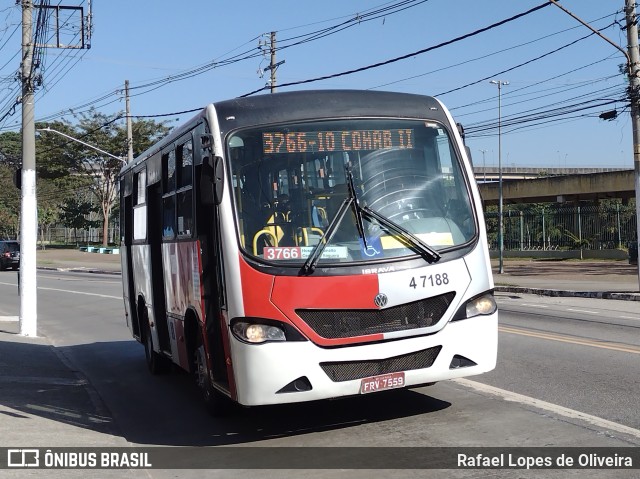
<box><xmin>214</xmin><ymin>89</ymin><xmax>447</xmax><ymax>133</ymax></box>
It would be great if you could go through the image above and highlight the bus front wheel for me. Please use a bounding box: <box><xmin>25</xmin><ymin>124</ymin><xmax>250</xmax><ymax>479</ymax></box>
<box><xmin>194</xmin><ymin>334</ymin><xmax>230</xmax><ymax>416</ymax></box>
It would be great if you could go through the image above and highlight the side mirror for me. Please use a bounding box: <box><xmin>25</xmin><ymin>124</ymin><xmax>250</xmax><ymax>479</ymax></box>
<box><xmin>213</xmin><ymin>156</ymin><xmax>224</xmax><ymax>205</ymax></box>
<box><xmin>201</xmin><ymin>155</ymin><xmax>224</xmax><ymax>205</ymax></box>
<box><xmin>201</xmin><ymin>134</ymin><xmax>214</xmax><ymax>150</ymax></box>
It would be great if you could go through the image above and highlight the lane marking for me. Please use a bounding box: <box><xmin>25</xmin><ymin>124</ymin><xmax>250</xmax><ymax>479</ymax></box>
<box><xmin>454</xmin><ymin>378</ymin><xmax>640</xmax><ymax>439</ymax></box>
<box><xmin>567</xmin><ymin>308</ymin><xmax>599</xmax><ymax>315</ymax></box>
<box><xmin>0</xmin><ymin>316</ymin><xmax>18</xmax><ymax>322</ymax></box>
<box><xmin>38</xmin><ymin>286</ymin><xmax>121</xmax><ymax>300</ymax></box>
<box><xmin>499</xmin><ymin>325</ymin><xmax>640</xmax><ymax>354</ymax></box>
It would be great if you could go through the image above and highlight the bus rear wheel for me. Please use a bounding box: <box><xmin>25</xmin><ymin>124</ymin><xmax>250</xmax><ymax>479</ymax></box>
<box><xmin>142</xmin><ymin>309</ymin><xmax>169</xmax><ymax>374</ymax></box>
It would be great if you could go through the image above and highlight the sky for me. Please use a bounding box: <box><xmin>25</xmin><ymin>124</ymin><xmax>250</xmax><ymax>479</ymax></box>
<box><xmin>0</xmin><ymin>1</ymin><xmax>633</xmax><ymax>169</ymax></box>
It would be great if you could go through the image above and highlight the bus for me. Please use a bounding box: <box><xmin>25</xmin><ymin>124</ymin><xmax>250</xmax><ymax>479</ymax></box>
<box><xmin>119</xmin><ymin>89</ymin><xmax>498</xmax><ymax>414</ymax></box>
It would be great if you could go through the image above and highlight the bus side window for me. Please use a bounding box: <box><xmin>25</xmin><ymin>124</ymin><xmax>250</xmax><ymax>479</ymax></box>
<box><xmin>133</xmin><ymin>170</ymin><xmax>147</xmax><ymax>241</ymax></box>
<box><xmin>177</xmin><ymin>140</ymin><xmax>194</xmax><ymax>237</ymax></box>
<box><xmin>162</xmin><ymin>150</ymin><xmax>176</xmax><ymax>240</ymax></box>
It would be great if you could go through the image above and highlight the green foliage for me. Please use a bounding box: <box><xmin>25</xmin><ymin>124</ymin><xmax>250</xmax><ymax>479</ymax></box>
<box><xmin>0</xmin><ymin>164</ymin><xmax>20</xmax><ymax>238</ymax></box>
<box><xmin>0</xmin><ymin>111</ymin><xmax>171</xmax><ymax>245</ymax></box>
<box><xmin>0</xmin><ymin>131</ymin><xmax>21</xmax><ymax>168</ymax></box>
<box><xmin>38</xmin><ymin>203</ymin><xmax>60</xmax><ymax>249</ymax></box>
<box><xmin>59</xmin><ymin>196</ymin><xmax>99</xmax><ymax>246</ymax></box>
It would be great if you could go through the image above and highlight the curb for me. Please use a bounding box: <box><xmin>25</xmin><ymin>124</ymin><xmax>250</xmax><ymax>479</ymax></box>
<box><xmin>37</xmin><ymin>266</ymin><xmax>121</xmax><ymax>276</ymax></box>
<box><xmin>495</xmin><ymin>286</ymin><xmax>640</xmax><ymax>302</ymax></box>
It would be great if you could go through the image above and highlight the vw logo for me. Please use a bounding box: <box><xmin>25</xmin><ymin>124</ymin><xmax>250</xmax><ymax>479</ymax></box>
<box><xmin>374</xmin><ymin>293</ymin><xmax>388</xmax><ymax>308</ymax></box>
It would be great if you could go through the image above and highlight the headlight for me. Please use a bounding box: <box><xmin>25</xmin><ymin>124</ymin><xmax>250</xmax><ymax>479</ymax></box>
<box><xmin>452</xmin><ymin>292</ymin><xmax>497</xmax><ymax>321</ymax></box>
<box><xmin>465</xmin><ymin>293</ymin><xmax>497</xmax><ymax>317</ymax></box>
<box><xmin>232</xmin><ymin>321</ymin><xmax>286</xmax><ymax>343</ymax></box>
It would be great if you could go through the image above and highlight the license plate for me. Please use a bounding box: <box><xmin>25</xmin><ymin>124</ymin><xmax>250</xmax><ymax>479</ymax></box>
<box><xmin>360</xmin><ymin>371</ymin><xmax>405</xmax><ymax>394</ymax></box>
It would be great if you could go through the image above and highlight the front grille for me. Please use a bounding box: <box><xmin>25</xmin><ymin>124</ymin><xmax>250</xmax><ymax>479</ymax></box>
<box><xmin>296</xmin><ymin>292</ymin><xmax>455</xmax><ymax>339</ymax></box>
<box><xmin>320</xmin><ymin>346</ymin><xmax>442</xmax><ymax>382</ymax></box>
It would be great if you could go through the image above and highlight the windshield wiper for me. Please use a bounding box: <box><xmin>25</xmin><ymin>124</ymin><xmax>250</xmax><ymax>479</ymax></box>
<box><xmin>346</xmin><ymin>167</ymin><xmax>368</xmax><ymax>249</ymax></box>
<box><xmin>363</xmin><ymin>206</ymin><xmax>441</xmax><ymax>263</ymax></box>
<box><xmin>301</xmin><ymin>166</ymin><xmax>369</xmax><ymax>275</ymax></box>
<box><xmin>300</xmin><ymin>195</ymin><xmax>353</xmax><ymax>275</ymax></box>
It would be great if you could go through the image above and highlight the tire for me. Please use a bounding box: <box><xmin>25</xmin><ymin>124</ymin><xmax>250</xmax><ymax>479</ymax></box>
<box><xmin>194</xmin><ymin>331</ymin><xmax>232</xmax><ymax>416</ymax></box>
<box><xmin>142</xmin><ymin>308</ymin><xmax>170</xmax><ymax>375</ymax></box>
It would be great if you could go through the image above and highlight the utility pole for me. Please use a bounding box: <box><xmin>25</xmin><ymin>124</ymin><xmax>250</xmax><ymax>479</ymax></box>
<box><xmin>270</xmin><ymin>32</ymin><xmax>277</xmax><ymax>93</ymax></box>
<box><xmin>549</xmin><ymin>0</ymin><xmax>640</xmax><ymax>291</ymax></box>
<box><xmin>20</xmin><ymin>0</ymin><xmax>37</xmax><ymax>337</ymax></box>
<box><xmin>479</xmin><ymin>149</ymin><xmax>488</xmax><ymax>183</ymax></box>
<box><xmin>490</xmin><ymin>80</ymin><xmax>508</xmax><ymax>275</ymax></box>
<box><xmin>125</xmin><ymin>80</ymin><xmax>133</xmax><ymax>162</ymax></box>
<box><xmin>262</xmin><ymin>31</ymin><xmax>285</xmax><ymax>93</ymax></box>
<box><xmin>18</xmin><ymin>2</ymin><xmax>92</xmax><ymax>336</ymax></box>
<box><xmin>624</xmin><ymin>0</ymin><xmax>640</xmax><ymax>292</ymax></box>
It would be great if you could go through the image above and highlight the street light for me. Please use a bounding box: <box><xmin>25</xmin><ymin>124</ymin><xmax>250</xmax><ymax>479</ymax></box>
<box><xmin>490</xmin><ymin>79</ymin><xmax>508</xmax><ymax>274</ymax></box>
<box><xmin>37</xmin><ymin>127</ymin><xmax>127</xmax><ymax>164</ymax></box>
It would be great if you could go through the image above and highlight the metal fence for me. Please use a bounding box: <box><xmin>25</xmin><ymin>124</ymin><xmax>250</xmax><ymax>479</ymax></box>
<box><xmin>36</xmin><ymin>226</ymin><xmax>120</xmax><ymax>246</ymax></box>
<box><xmin>485</xmin><ymin>204</ymin><xmax>637</xmax><ymax>251</ymax></box>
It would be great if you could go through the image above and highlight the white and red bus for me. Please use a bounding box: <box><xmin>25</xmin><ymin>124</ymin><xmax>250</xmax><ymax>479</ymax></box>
<box><xmin>119</xmin><ymin>90</ymin><xmax>497</xmax><ymax>414</ymax></box>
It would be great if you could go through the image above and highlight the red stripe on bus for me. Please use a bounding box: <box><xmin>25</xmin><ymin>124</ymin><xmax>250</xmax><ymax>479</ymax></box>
<box><xmin>271</xmin><ymin>274</ymin><xmax>384</xmax><ymax>346</ymax></box>
<box><xmin>239</xmin><ymin>258</ymin><xmax>387</xmax><ymax>345</ymax></box>
<box><xmin>239</xmin><ymin>257</ymin><xmax>290</xmax><ymax>322</ymax></box>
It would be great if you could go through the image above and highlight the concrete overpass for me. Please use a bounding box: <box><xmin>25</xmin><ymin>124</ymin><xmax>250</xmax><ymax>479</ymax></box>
<box><xmin>478</xmin><ymin>169</ymin><xmax>635</xmax><ymax>205</ymax></box>
<box><xmin>473</xmin><ymin>166</ymin><xmax>628</xmax><ymax>182</ymax></box>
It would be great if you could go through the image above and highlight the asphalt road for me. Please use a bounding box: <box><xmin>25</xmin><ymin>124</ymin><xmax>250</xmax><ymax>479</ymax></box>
<box><xmin>484</xmin><ymin>292</ymin><xmax>640</xmax><ymax>430</ymax></box>
<box><xmin>1</xmin><ymin>270</ymin><xmax>639</xmax><ymax>478</ymax></box>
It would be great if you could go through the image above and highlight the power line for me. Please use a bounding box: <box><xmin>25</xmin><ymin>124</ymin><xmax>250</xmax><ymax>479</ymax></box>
<box><xmin>434</xmin><ymin>30</ymin><xmax>597</xmax><ymax>97</ymax></box>
<box><xmin>369</xmin><ymin>10</ymin><xmax>620</xmax><ymax>91</ymax></box>
<box><xmin>239</xmin><ymin>2</ymin><xmax>552</xmax><ymax>97</ymax></box>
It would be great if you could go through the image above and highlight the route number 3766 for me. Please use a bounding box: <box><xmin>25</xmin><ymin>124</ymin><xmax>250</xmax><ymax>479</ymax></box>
<box><xmin>409</xmin><ymin>273</ymin><xmax>450</xmax><ymax>289</ymax></box>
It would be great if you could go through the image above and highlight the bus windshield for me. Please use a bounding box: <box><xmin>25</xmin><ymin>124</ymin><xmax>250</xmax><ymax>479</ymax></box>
<box><xmin>228</xmin><ymin>118</ymin><xmax>476</xmax><ymax>266</ymax></box>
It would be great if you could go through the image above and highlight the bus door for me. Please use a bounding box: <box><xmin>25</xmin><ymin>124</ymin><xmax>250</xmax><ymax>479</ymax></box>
<box><xmin>199</xmin><ymin>128</ymin><xmax>230</xmax><ymax>390</ymax></box>
<box><xmin>121</xmin><ymin>175</ymin><xmax>138</xmax><ymax>338</ymax></box>
<box><xmin>147</xmin><ymin>160</ymin><xmax>171</xmax><ymax>353</ymax></box>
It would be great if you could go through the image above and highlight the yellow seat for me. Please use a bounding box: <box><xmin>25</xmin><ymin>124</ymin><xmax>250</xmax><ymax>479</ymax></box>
<box><xmin>252</xmin><ymin>212</ymin><xmax>287</xmax><ymax>255</ymax></box>
<box><xmin>296</xmin><ymin>227</ymin><xmax>324</xmax><ymax>246</ymax></box>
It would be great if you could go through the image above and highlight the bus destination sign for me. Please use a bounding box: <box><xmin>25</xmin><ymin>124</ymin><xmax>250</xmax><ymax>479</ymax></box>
<box><xmin>263</xmin><ymin>129</ymin><xmax>415</xmax><ymax>155</ymax></box>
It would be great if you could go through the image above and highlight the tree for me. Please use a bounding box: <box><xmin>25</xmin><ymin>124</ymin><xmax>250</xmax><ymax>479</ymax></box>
<box><xmin>67</xmin><ymin>110</ymin><xmax>171</xmax><ymax>246</ymax></box>
<box><xmin>38</xmin><ymin>204</ymin><xmax>59</xmax><ymax>249</ymax></box>
<box><xmin>59</xmin><ymin>196</ymin><xmax>98</xmax><ymax>246</ymax></box>
<box><xmin>0</xmin><ymin>134</ymin><xmax>22</xmax><ymax>239</ymax></box>
<box><xmin>35</xmin><ymin>111</ymin><xmax>171</xmax><ymax>246</ymax></box>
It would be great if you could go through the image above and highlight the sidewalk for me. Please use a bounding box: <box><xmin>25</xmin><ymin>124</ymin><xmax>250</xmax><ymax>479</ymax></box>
<box><xmin>491</xmin><ymin>258</ymin><xmax>640</xmax><ymax>301</ymax></box>
<box><xmin>36</xmin><ymin>247</ymin><xmax>121</xmax><ymax>273</ymax></box>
